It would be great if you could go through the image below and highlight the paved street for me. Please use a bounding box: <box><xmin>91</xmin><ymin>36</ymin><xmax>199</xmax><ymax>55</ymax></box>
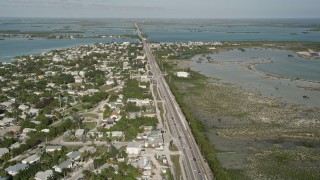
<box><xmin>136</xmin><ymin>23</ymin><xmax>213</xmax><ymax>180</ymax></box>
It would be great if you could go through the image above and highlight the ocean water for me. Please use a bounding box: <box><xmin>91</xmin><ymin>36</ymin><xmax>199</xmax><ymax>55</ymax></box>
<box><xmin>140</xmin><ymin>19</ymin><xmax>320</xmax><ymax>42</ymax></box>
<box><xmin>0</xmin><ymin>18</ymin><xmax>137</xmax><ymax>61</ymax></box>
<box><xmin>1</xmin><ymin>18</ymin><xmax>320</xmax><ymax>61</ymax></box>
<box><xmin>0</xmin><ymin>38</ymin><xmax>138</xmax><ymax>62</ymax></box>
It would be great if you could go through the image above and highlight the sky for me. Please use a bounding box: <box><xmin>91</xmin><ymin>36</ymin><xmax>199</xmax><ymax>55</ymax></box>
<box><xmin>0</xmin><ymin>0</ymin><xmax>319</xmax><ymax>19</ymax></box>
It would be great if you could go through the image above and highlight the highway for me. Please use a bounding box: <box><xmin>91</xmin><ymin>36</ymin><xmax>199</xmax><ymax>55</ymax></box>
<box><xmin>135</xmin><ymin>23</ymin><xmax>213</xmax><ymax>180</ymax></box>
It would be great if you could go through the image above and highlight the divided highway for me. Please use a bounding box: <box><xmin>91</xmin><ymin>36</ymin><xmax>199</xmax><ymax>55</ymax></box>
<box><xmin>136</xmin><ymin>23</ymin><xmax>213</xmax><ymax>180</ymax></box>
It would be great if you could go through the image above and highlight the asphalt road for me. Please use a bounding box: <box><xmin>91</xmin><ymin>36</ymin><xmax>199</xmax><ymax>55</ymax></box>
<box><xmin>136</xmin><ymin>24</ymin><xmax>213</xmax><ymax>180</ymax></box>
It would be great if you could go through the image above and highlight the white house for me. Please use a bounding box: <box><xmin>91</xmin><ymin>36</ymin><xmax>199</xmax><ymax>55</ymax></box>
<box><xmin>22</xmin><ymin>154</ymin><xmax>40</xmax><ymax>164</ymax></box>
<box><xmin>75</xmin><ymin>129</ymin><xmax>85</xmax><ymax>139</ymax></box>
<box><xmin>126</xmin><ymin>142</ymin><xmax>142</xmax><ymax>155</ymax></box>
<box><xmin>35</xmin><ymin>170</ymin><xmax>53</xmax><ymax>180</ymax></box>
<box><xmin>106</xmin><ymin>79</ymin><xmax>115</xmax><ymax>85</ymax></box>
<box><xmin>176</xmin><ymin>71</ymin><xmax>189</xmax><ymax>78</ymax></box>
<box><xmin>5</xmin><ymin>163</ymin><xmax>28</xmax><ymax>176</ymax></box>
<box><xmin>137</xmin><ymin>156</ymin><xmax>153</xmax><ymax>171</ymax></box>
<box><xmin>46</xmin><ymin>145</ymin><xmax>63</xmax><ymax>153</ymax></box>
<box><xmin>18</xmin><ymin>104</ymin><xmax>29</xmax><ymax>111</ymax></box>
<box><xmin>67</xmin><ymin>151</ymin><xmax>81</xmax><ymax>161</ymax></box>
<box><xmin>79</xmin><ymin>146</ymin><xmax>97</xmax><ymax>154</ymax></box>
<box><xmin>54</xmin><ymin>160</ymin><xmax>73</xmax><ymax>173</ymax></box>
<box><xmin>23</xmin><ymin>128</ymin><xmax>36</xmax><ymax>134</ymax></box>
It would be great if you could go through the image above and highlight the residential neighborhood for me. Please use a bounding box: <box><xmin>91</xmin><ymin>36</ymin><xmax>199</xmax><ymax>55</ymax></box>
<box><xmin>0</xmin><ymin>42</ymin><xmax>177</xmax><ymax>179</ymax></box>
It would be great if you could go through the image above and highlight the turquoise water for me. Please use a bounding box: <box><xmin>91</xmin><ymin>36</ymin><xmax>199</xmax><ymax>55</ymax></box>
<box><xmin>141</xmin><ymin>19</ymin><xmax>320</xmax><ymax>42</ymax></box>
<box><xmin>1</xmin><ymin>18</ymin><xmax>320</xmax><ymax>62</ymax></box>
<box><xmin>0</xmin><ymin>38</ymin><xmax>138</xmax><ymax>62</ymax></box>
<box><xmin>0</xmin><ymin>18</ymin><xmax>137</xmax><ymax>61</ymax></box>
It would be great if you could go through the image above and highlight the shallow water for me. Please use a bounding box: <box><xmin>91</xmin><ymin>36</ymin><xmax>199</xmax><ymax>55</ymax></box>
<box><xmin>190</xmin><ymin>48</ymin><xmax>320</xmax><ymax>107</ymax></box>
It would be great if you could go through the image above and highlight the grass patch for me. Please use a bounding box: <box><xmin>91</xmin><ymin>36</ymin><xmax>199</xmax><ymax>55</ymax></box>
<box><xmin>82</xmin><ymin>113</ymin><xmax>99</xmax><ymax>119</ymax></box>
<box><xmin>99</xmin><ymin>84</ymin><xmax>113</xmax><ymax>92</ymax></box>
<box><xmin>153</xmin><ymin>85</ymin><xmax>161</xmax><ymax>101</ymax></box>
<box><xmin>169</xmin><ymin>143</ymin><xmax>179</xmax><ymax>151</ymax></box>
<box><xmin>82</xmin><ymin>122</ymin><xmax>97</xmax><ymax>130</ymax></box>
<box><xmin>171</xmin><ymin>155</ymin><xmax>182</xmax><ymax>179</ymax></box>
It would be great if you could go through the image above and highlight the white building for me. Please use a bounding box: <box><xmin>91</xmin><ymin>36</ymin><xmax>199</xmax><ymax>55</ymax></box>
<box><xmin>22</xmin><ymin>154</ymin><xmax>40</xmax><ymax>164</ymax></box>
<box><xmin>35</xmin><ymin>170</ymin><xmax>53</xmax><ymax>180</ymax></box>
<box><xmin>54</xmin><ymin>160</ymin><xmax>73</xmax><ymax>173</ymax></box>
<box><xmin>126</xmin><ymin>142</ymin><xmax>142</xmax><ymax>155</ymax></box>
<box><xmin>176</xmin><ymin>72</ymin><xmax>189</xmax><ymax>78</ymax></box>
<box><xmin>75</xmin><ymin>129</ymin><xmax>85</xmax><ymax>138</ymax></box>
<box><xmin>45</xmin><ymin>145</ymin><xmax>63</xmax><ymax>153</ymax></box>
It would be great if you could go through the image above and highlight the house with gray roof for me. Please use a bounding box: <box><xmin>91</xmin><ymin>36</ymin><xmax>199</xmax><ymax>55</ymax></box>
<box><xmin>5</xmin><ymin>163</ymin><xmax>28</xmax><ymax>176</ymax></box>
<box><xmin>22</xmin><ymin>154</ymin><xmax>40</xmax><ymax>164</ymax></box>
<box><xmin>0</xmin><ymin>148</ymin><xmax>9</xmax><ymax>157</ymax></box>
<box><xmin>53</xmin><ymin>160</ymin><xmax>73</xmax><ymax>173</ymax></box>
<box><xmin>67</xmin><ymin>151</ymin><xmax>81</xmax><ymax>161</ymax></box>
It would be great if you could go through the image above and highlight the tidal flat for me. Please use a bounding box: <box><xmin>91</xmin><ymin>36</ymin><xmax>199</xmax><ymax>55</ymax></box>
<box><xmin>162</xmin><ymin>43</ymin><xmax>320</xmax><ymax>179</ymax></box>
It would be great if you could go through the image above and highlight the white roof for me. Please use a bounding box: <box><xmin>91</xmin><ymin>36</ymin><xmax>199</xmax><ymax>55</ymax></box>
<box><xmin>127</xmin><ymin>142</ymin><xmax>141</xmax><ymax>149</ymax></box>
<box><xmin>0</xmin><ymin>148</ymin><xmax>9</xmax><ymax>156</ymax></box>
<box><xmin>22</xmin><ymin>154</ymin><xmax>40</xmax><ymax>164</ymax></box>
<box><xmin>75</xmin><ymin>129</ymin><xmax>85</xmax><ymax>137</ymax></box>
<box><xmin>35</xmin><ymin>170</ymin><xmax>53</xmax><ymax>180</ymax></box>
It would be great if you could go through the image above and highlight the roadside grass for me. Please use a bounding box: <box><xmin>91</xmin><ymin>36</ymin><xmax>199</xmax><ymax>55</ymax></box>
<box><xmin>164</xmin><ymin>168</ymin><xmax>174</xmax><ymax>180</ymax></box>
<box><xmin>153</xmin><ymin>84</ymin><xmax>161</xmax><ymax>101</ymax></box>
<box><xmin>81</xmin><ymin>113</ymin><xmax>99</xmax><ymax>119</ymax></box>
<box><xmin>170</xmin><ymin>155</ymin><xmax>182</xmax><ymax>180</ymax></box>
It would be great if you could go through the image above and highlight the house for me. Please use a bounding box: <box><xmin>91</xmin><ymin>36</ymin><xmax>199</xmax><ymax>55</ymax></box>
<box><xmin>106</xmin><ymin>131</ymin><xmax>124</xmax><ymax>141</ymax></box>
<box><xmin>18</xmin><ymin>104</ymin><xmax>29</xmax><ymax>111</ymax></box>
<box><xmin>29</xmin><ymin>108</ymin><xmax>40</xmax><ymax>116</ymax></box>
<box><xmin>74</xmin><ymin>76</ymin><xmax>83</xmax><ymax>83</ymax></box>
<box><xmin>45</xmin><ymin>145</ymin><xmax>63</xmax><ymax>153</ymax></box>
<box><xmin>106</xmin><ymin>79</ymin><xmax>115</xmax><ymax>85</ymax></box>
<box><xmin>41</xmin><ymin>129</ymin><xmax>50</xmax><ymax>133</ymax></box>
<box><xmin>5</xmin><ymin>163</ymin><xmax>28</xmax><ymax>176</ymax></box>
<box><xmin>79</xmin><ymin>146</ymin><xmax>96</xmax><ymax>154</ymax></box>
<box><xmin>110</xmin><ymin>112</ymin><xmax>121</xmax><ymax>121</ymax></box>
<box><xmin>35</xmin><ymin>170</ymin><xmax>53</xmax><ymax>180</ymax></box>
<box><xmin>176</xmin><ymin>71</ymin><xmax>189</xmax><ymax>78</ymax></box>
<box><xmin>106</xmin><ymin>102</ymin><xmax>117</xmax><ymax>109</ymax></box>
<box><xmin>136</xmin><ymin>99</ymin><xmax>152</xmax><ymax>107</ymax></box>
<box><xmin>105</xmin><ymin>117</ymin><xmax>114</xmax><ymax>124</ymax></box>
<box><xmin>0</xmin><ymin>148</ymin><xmax>9</xmax><ymax>157</ymax></box>
<box><xmin>126</xmin><ymin>142</ymin><xmax>142</xmax><ymax>155</ymax></box>
<box><xmin>67</xmin><ymin>151</ymin><xmax>81</xmax><ymax>161</ymax></box>
<box><xmin>137</xmin><ymin>156</ymin><xmax>153</xmax><ymax>171</ymax></box>
<box><xmin>0</xmin><ymin>118</ymin><xmax>17</xmax><ymax>127</ymax></box>
<box><xmin>127</xmin><ymin>112</ymin><xmax>141</xmax><ymax>119</ymax></box>
<box><xmin>54</xmin><ymin>160</ymin><xmax>73</xmax><ymax>173</ymax></box>
<box><xmin>147</xmin><ymin>130</ymin><xmax>161</xmax><ymax>141</ymax></box>
<box><xmin>23</xmin><ymin>128</ymin><xmax>36</xmax><ymax>134</ymax></box>
<box><xmin>75</xmin><ymin>129</ymin><xmax>85</xmax><ymax>139</ymax></box>
<box><xmin>22</xmin><ymin>154</ymin><xmax>40</xmax><ymax>164</ymax></box>
<box><xmin>10</xmin><ymin>142</ymin><xmax>21</xmax><ymax>150</ymax></box>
